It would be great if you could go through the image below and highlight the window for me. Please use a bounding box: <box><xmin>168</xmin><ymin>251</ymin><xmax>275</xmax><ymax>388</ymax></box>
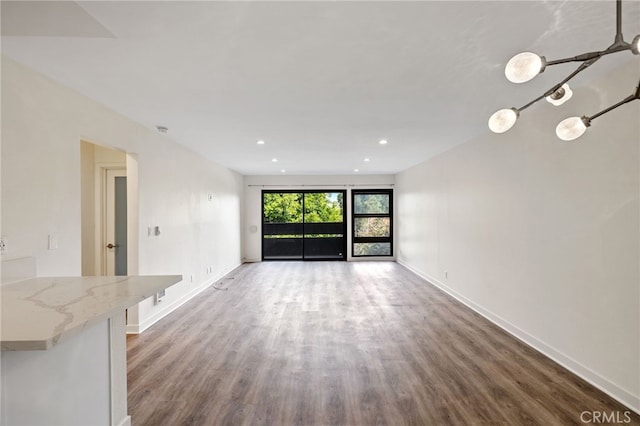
<box><xmin>352</xmin><ymin>190</ymin><xmax>393</xmax><ymax>257</ymax></box>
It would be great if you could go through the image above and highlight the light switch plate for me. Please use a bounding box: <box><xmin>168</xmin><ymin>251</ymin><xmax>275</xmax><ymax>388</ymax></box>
<box><xmin>48</xmin><ymin>234</ymin><xmax>59</xmax><ymax>250</ymax></box>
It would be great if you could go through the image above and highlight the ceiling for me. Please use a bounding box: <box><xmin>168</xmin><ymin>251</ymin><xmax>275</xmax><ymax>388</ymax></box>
<box><xmin>2</xmin><ymin>1</ymin><xmax>639</xmax><ymax>175</ymax></box>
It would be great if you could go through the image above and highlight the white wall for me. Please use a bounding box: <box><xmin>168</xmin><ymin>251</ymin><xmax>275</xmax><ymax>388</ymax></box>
<box><xmin>243</xmin><ymin>174</ymin><xmax>395</xmax><ymax>261</ymax></box>
<box><xmin>396</xmin><ymin>60</ymin><xmax>639</xmax><ymax>412</ymax></box>
<box><xmin>1</xmin><ymin>56</ymin><xmax>244</xmax><ymax>332</ymax></box>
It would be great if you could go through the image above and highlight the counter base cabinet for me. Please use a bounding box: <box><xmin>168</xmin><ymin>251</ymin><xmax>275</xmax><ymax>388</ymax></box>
<box><xmin>1</xmin><ymin>315</ymin><xmax>130</xmax><ymax>426</ymax></box>
<box><xmin>0</xmin><ymin>274</ymin><xmax>181</xmax><ymax>425</ymax></box>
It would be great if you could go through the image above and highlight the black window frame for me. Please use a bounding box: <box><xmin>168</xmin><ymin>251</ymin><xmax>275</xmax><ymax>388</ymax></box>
<box><xmin>351</xmin><ymin>189</ymin><xmax>393</xmax><ymax>257</ymax></box>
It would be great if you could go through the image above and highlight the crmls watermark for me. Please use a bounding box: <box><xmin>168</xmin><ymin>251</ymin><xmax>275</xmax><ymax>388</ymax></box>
<box><xmin>580</xmin><ymin>411</ymin><xmax>632</xmax><ymax>424</ymax></box>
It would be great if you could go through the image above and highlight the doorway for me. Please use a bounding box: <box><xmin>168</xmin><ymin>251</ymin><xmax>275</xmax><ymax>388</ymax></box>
<box><xmin>80</xmin><ymin>141</ymin><xmax>128</xmax><ymax>276</ymax></box>
<box><xmin>262</xmin><ymin>190</ymin><xmax>346</xmax><ymax>261</ymax></box>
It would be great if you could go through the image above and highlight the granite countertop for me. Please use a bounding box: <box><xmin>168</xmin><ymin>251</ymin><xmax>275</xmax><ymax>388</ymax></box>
<box><xmin>1</xmin><ymin>275</ymin><xmax>182</xmax><ymax>351</ymax></box>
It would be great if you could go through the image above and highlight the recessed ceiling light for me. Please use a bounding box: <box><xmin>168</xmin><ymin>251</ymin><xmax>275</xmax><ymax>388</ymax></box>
<box><xmin>379</xmin><ymin>139</ymin><xmax>388</xmax><ymax>145</ymax></box>
<box><xmin>354</xmin><ymin>169</ymin><xmax>359</xmax><ymax>173</ymax></box>
<box><xmin>280</xmin><ymin>169</ymin><xmax>286</xmax><ymax>173</ymax></box>
<box><xmin>257</xmin><ymin>140</ymin><xmax>265</xmax><ymax>145</ymax></box>
<box><xmin>364</xmin><ymin>158</ymin><xmax>370</xmax><ymax>162</ymax></box>
<box><xmin>272</xmin><ymin>158</ymin><xmax>278</xmax><ymax>162</ymax></box>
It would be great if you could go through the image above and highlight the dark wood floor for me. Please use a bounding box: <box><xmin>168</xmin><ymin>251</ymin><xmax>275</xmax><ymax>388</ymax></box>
<box><xmin>127</xmin><ymin>262</ymin><xmax>638</xmax><ymax>425</ymax></box>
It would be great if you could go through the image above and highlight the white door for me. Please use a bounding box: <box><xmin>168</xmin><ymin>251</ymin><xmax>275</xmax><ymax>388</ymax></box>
<box><xmin>105</xmin><ymin>169</ymin><xmax>127</xmax><ymax>276</ymax></box>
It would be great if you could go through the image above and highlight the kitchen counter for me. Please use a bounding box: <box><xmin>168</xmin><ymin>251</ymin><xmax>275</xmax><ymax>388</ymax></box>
<box><xmin>1</xmin><ymin>274</ymin><xmax>182</xmax><ymax>426</ymax></box>
<box><xmin>1</xmin><ymin>275</ymin><xmax>182</xmax><ymax>351</ymax></box>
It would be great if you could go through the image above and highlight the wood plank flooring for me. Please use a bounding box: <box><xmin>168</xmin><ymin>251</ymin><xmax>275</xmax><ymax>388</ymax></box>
<box><xmin>127</xmin><ymin>262</ymin><xmax>638</xmax><ymax>425</ymax></box>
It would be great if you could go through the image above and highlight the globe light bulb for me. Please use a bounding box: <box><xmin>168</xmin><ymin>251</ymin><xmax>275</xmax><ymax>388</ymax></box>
<box><xmin>488</xmin><ymin>108</ymin><xmax>519</xmax><ymax>133</ymax></box>
<box><xmin>505</xmin><ymin>52</ymin><xmax>544</xmax><ymax>83</ymax></box>
<box><xmin>556</xmin><ymin>116</ymin><xmax>589</xmax><ymax>141</ymax></box>
<box><xmin>632</xmin><ymin>34</ymin><xmax>640</xmax><ymax>55</ymax></box>
<box><xmin>546</xmin><ymin>84</ymin><xmax>573</xmax><ymax>106</ymax></box>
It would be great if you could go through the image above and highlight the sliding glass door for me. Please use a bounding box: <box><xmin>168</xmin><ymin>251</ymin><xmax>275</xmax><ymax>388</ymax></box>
<box><xmin>262</xmin><ymin>190</ymin><xmax>346</xmax><ymax>261</ymax></box>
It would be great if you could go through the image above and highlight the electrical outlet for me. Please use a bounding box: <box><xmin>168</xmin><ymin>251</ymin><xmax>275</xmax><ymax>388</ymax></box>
<box><xmin>154</xmin><ymin>289</ymin><xmax>166</xmax><ymax>305</ymax></box>
<box><xmin>0</xmin><ymin>237</ymin><xmax>7</xmax><ymax>256</ymax></box>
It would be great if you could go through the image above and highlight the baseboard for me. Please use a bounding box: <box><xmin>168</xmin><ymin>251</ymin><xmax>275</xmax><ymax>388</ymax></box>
<box><xmin>125</xmin><ymin>323</ymin><xmax>139</xmax><ymax>334</ymax></box>
<box><xmin>347</xmin><ymin>256</ymin><xmax>396</xmax><ymax>262</ymax></box>
<box><xmin>115</xmin><ymin>415</ymin><xmax>131</xmax><ymax>426</ymax></box>
<box><xmin>397</xmin><ymin>259</ymin><xmax>640</xmax><ymax>415</ymax></box>
<box><xmin>126</xmin><ymin>263</ymin><xmax>242</xmax><ymax>334</ymax></box>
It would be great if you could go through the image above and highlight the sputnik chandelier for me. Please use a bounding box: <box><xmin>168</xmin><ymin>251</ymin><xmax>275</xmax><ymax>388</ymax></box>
<box><xmin>489</xmin><ymin>0</ymin><xmax>640</xmax><ymax>140</ymax></box>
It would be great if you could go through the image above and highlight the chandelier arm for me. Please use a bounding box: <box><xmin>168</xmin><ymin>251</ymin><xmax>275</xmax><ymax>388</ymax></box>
<box><xmin>516</xmin><ymin>95</ymin><xmax>545</xmax><ymax>112</ymax></box>
<box><xmin>516</xmin><ymin>59</ymin><xmax>599</xmax><ymax>112</ymax></box>
<box><xmin>545</xmin><ymin>44</ymin><xmax>631</xmax><ymax>67</ymax></box>
<box><xmin>544</xmin><ymin>58</ymin><xmax>599</xmax><ymax>97</ymax></box>
<box><xmin>616</xmin><ymin>0</ymin><xmax>623</xmax><ymax>42</ymax></box>
<box><xmin>590</xmin><ymin>78</ymin><xmax>640</xmax><ymax>121</ymax></box>
<box><xmin>589</xmin><ymin>93</ymin><xmax>638</xmax><ymax>122</ymax></box>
